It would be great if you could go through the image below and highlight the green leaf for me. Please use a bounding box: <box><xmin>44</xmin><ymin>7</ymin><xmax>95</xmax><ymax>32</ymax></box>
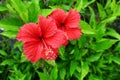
<box><xmin>70</xmin><ymin>40</ymin><xmax>77</xmax><ymax>45</ymax></box>
<box><xmin>78</xmin><ymin>35</ymin><xmax>87</xmax><ymax>48</ymax></box>
<box><xmin>105</xmin><ymin>0</ymin><xmax>111</xmax><ymax>9</ymax></box>
<box><xmin>0</xmin><ymin>17</ymin><xmax>23</xmax><ymax>38</ymax></box>
<box><xmin>112</xmin><ymin>56</ymin><xmax>120</xmax><ymax>65</ymax></box>
<box><xmin>89</xmin><ymin>74</ymin><xmax>102</xmax><ymax>80</ymax></box>
<box><xmin>97</xmin><ymin>3</ymin><xmax>107</xmax><ymax>19</ymax></box>
<box><xmin>80</xmin><ymin>49</ymin><xmax>88</xmax><ymax>57</ymax></box>
<box><xmin>9</xmin><ymin>0</ymin><xmax>28</xmax><ymax>23</ymax></box>
<box><xmin>91</xmin><ymin>38</ymin><xmax>117</xmax><ymax>52</ymax></box>
<box><xmin>0</xmin><ymin>5</ymin><xmax>8</xmax><ymax>11</ymax></box>
<box><xmin>37</xmin><ymin>72</ymin><xmax>49</xmax><ymax>80</ymax></box>
<box><xmin>74</xmin><ymin>0</ymin><xmax>95</xmax><ymax>12</ymax></box>
<box><xmin>83</xmin><ymin>0</ymin><xmax>95</xmax><ymax>9</ymax></box>
<box><xmin>45</xmin><ymin>60</ymin><xmax>56</xmax><ymax>66</ymax></box>
<box><xmin>0</xmin><ymin>50</ymin><xmax>7</xmax><ymax>56</ymax></box>
<box><xmin>20</xmin><ymin>53</ymin><xmax>28</xmax><ymax>63</ymax></box>
<box><xmin>115</xmin><ymin>4</ymin><xmax>120</xmax><ymax>16</ymax></box>
<box><xmin>115</xmin><ymin>42</ymin><xmax>120</xmax><ymax>51</ymax></box>
<box><xmin>74</xmin><ymin>0</ymin><xmax>83</xmax><ymax>12</ymax></box>
<box><xmin>86</xmin><ymin>53</ymin><xmax>102</xmax><ymax>62</ymax></box>
<box><xmin>59</xmin><ymin>68</ymin><xmax>66</xmax><ymax>80</ymax></box>
<box><xmin>6</xmin><ymin>3</ymin><xmax>16</xmax><ymax>14</ymax></box>
<box><xmin>12</xmin><ymin>67</ymin><xmax>26</xmax><ymax>80</ymax></box>
<box><xmin>89</xmin><ymin>7</ymin><xmax>96</xmax><ymax>28</ymax></box>
<box><xmin>70</xmin><ymin>61</ymin><xmax>78</xmax><ymax>76</ymax></box>
<box><xmin>101</xmin><ymin>16</ymin><xmax>116</xmax><ymax>24</ymax></box>
<box><xmin>59</xmin><ymin>46</ymin><xmax>66</xmax><ymax>60</ymax></box>
<box><xmin>80</xmin><ymin>20</ymin><xmax>95</xmax><ymax>34</ymax></box>
<box><xmin>110</xmin><ymin>0</ymin><xmax>117</xmax><ymax>13</ymax></box>
<box><xmin>94</xmin><ymin>23</ymin><xmax>106</xmax><ymax>39</ymax></box>
<box><xmin>0</xmin><ymin>17</ymin><xmax>23</xmax><ymax>27</ymax></box>
<box><xmin>81</xmin><ymin>62</ymin><xmax>89</xmax><ymax>80</ymax></box>
<box><xmin>1</xmin><ymin>59</ymin><xmax>15</xmax><ymax>66</ymax></box>
<box><xmin>28</xmin><ymin>0</ymin><xmax>40</xmax><ymax>22</ymax></box>
<box><xmin>50</xmin><ymin>66</ymin><xmax>58</xmax><ymax>80</ymax></box>
<box><xmin>74</xmin><ymin>47</ymin><xmax>81</xmax><ymax>60</ymax></box>
<box><xmin>39</xmin><ymin>9</ymin><xmax>55</xmax><ymax>17</ymax></box>
<box><xmin>106</xmin><ymin>28</ymin><xmax>120</xmax><ymax>40</ymax></box>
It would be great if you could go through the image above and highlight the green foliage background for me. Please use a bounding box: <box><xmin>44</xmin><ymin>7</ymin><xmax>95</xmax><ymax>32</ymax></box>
<box><xmin>0</xmin><ymin>0</ymin><xmax>120</xmax><ymax>80</ymax></box>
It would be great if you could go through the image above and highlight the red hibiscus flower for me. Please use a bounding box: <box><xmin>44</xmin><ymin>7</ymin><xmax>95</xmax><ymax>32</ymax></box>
<box><xmin>16</xmin><ymin>16</ymin><xmax>66</xmax><ymax>62</ymax></box>
<box><xmin>49</xmin><ymin>9</ymin><xmax>82</xmax><ymax>40</ymax></box>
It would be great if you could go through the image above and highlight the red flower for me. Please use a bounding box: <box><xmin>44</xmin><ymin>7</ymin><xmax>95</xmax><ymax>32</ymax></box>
<box><xmin>16</xmin><ymin>16</ymin><xmax>66</xmax><ymax>62</ymax></box>
<box><xmin>49</xmin><ymin>9</ymin><xmax>82</xmax><ymax>40</ymax></box>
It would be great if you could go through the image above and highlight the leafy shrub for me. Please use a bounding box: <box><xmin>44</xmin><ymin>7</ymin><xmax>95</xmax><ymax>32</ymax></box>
<box><xmin>0</xmin><ymin>0</ymin><xmax>120</xmax><ymax>80</ymax></box>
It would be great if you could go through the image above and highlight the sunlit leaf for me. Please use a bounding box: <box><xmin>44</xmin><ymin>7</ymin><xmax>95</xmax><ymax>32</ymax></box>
<box><xmin>0</xmin><ymin>50</ymin><xmax>7</xmax><ymax>56</ymax></box>
<box><xmin>87</xmin><ymin>53</ymin><xmax>102</xmax><ymax>62</ymax></box>
<box><xmin>28</xmin><ymin>0</ymin><xmax>40</xmax><ymax>22</ymax></box>
<box><xmin>9</xmin><ymin>0</ymin><xmax>28</xmax><ymax>23</ymax></box>
<box><xmin>97</xmin><ymin>3</ymin><xmax>107</xmax><ymax>19</ymax></box>
<box><xmin>0</xmin><ymin>5</ymin><xmax>8</xmax><ymax>11</ymax></box>
<box><xmin>39</xmin><ymin>9</ymin><xmax>55</xmax><ymax>17</ymax></box>
<box><xmin>1</xmin><ymin>59</ymin><xmax>15</xmax><ymax>66</ymax></box>
<box><xmin>91</xmin><ymin>38</ymin><xmax>117</xmax><ymax>52</ymax></box>
<box><xmin>37</xmin><ymin>72</ymin><xmax>49</xmax><ymax>80</ymax></box>
<box><xmin>106</xmin><ymin>28</ymin><xmax>120</xmax><ymax>40</ymax></box>
<box><xmin>112</xmin><ymin>56</ymin><xmax>120</xmax><ymax>65</ymax></box>
<box><xmin>81</xmin><ymin>62</ymin><xmax>89</xmax><ymax>80</ymax></box>
<box><xmin>50</xmin><ymin>66</ymin><xmax>58</xmax><ymax>80</ymax></box>
<box><xmin>80</xmin><ymin>20</ymin><xmax>95</xmax><ymax>34</ymax></box>
<box><xmin>59</xmin><ymin>68</ymin><xmax>66</xmax><ymax>80</ymax></box>
<box><xmin>70</xmin><ymin>60</ymin><xmax>78</xmax><ymax>76</ymax></box>
<box><xmin>0</xmin><ymin>17</ymin><xmax>23</xmax><ymax>38</ymax></box>
<box><xmin>89</xmin><ymin>7</ymin><xmax>96</xmax><ymax>28</ymax></box>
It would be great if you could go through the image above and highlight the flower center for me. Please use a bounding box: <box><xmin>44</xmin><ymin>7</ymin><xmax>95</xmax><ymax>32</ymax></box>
<box><xmin>40</xmin><ymin>37</ymin><xmax>56</xmax><ymax>59</ymax></box>
<box><xmin>44</xmin><ymin>48</ymin><xmax>57</xmax><ymax>59</ymax></box>
<box><xmin>60</xmin><ymin>23</ymin><xmax>64</xmax><ymax>27</ymax></box>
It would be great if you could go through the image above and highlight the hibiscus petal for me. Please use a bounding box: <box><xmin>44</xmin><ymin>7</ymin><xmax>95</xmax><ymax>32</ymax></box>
<box><xmin>63</xmin><ymin>39</ymin><xmax>68</xmax><ymax>46</ymax></box>
<box><xmin>16</xmin><ymin>23</ymin><xmax>41</xmax><ymax>43</ymax></box>
<box><xmin>23</xmin><ymin>41</ymin><xmax>43</xmax><ymax>62</ymax></box>
<box><xmin>49</xmin><ymin>9</ymin><xmax>66</xmax><ymax>28</ymax></box>
<box><xmin>41</xmin><ymin>48</ymin><xmax>58</xmax><ymax>60</ymax></box>
<box><xmin>65</xmin><ymin>28</ymin><xmax>82</xmax><ymax>40</ymax></box>
<box><xmin>38</xmin><ymin>16</ymin><xmax>57</xmax><ymax>38</ymax></box>
<box><xmin>44</xmin><ymin>30</ymin><xmax>67</xmax><ymax>48</ymax></box>
<box><xmin>65</xmin><ymin>9</ymin><xmax>80</xmax><ymax>28</ymax></box>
